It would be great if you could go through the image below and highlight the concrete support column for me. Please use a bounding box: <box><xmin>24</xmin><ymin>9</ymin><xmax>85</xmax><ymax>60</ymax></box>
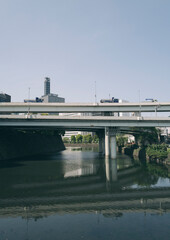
<box><xmin>99</xmin><ymin>136</ymin><xmax>103</xmax><ymax>154</ymax></box>
<box><xmin>105</xmin><ymin>127</ymin><xmax>110</xmax><ymax>157</ymax></box>
<box><xmin>98</xmin><ymin>130</ymin><xmax>105</xmax><ymax>155</ymax></box>
<box><xmin>102</xmin><ymin>137</ymin><xmax>105</xmax><ymax>155</ymax></box>
<box><xmin>110</xmin><ymin>135</ymin><xmax>117</xmax><ymax>159</ymax></box>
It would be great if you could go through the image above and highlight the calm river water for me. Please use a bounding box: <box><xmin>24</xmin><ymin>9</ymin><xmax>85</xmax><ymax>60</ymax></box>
<box><xmin>0</xmin><ymin>147</ymin><xmax>170</xmax><ymax>240</ymax></box>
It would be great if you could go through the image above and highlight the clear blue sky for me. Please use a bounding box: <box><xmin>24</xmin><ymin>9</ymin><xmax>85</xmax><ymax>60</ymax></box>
<box><xmin>0</xmin><ymin>0</ymin><xmax>170</xmax><ymax>103</ymax></box>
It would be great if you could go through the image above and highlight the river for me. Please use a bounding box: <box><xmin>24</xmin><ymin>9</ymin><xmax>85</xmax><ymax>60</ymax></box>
<box><xmin>0</xmin><ymin>146</ymin><xmax>170</xmax><ymax>240</ymax></box>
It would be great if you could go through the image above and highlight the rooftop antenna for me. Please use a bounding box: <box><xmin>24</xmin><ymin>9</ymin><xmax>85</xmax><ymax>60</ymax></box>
<box><xmin>138</xmin><ymin>89</ymin><xmax>141</xmax><ymax>116</ymax></box>
<box><xmin>27</xmin><ymin>87</ymin><xmax>31</xmax><ymax>116</ymax></box>
<box><xmin>95</xmin><ymin>81</ymin><xmax>97</xmax><ymax>104</ymax></box>
<box><xmin>28</xmin><ymin>87</ymin><xmax>30</xmax><ymax>100</ymax></box>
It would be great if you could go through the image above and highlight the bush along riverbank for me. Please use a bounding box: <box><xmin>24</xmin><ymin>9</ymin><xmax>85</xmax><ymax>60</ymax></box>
<box><xmin>146</xmin><ymin>144</ymin><xmax>168</xmax><ymax>164</ymax></box>
<box><xmin>122</xmin><ymin>143</ymin><xmax>170</xmax><ymax>164</ymax></box>
<box><xmin>116</xmin><ymin>128</ymin><xmax>170</xmax><ymax>165</ymax></box>
<box><xmin>122</xmin><ymin>143</ymin><xmax>170</xmax><ymax>165</ymax></box>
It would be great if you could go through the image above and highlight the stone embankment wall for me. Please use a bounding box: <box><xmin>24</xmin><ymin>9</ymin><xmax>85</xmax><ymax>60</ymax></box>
<box><xmin>122</xmin><ymin>147</ymin><xmax>146</xmax><ymax>162</ymax></box>
<box><xmin>0</xmin><ymin>130</ymin><xmax>65</xmax><ymax>160</ymax></box>
<box><xmin>133</xmin><ymin>148</ymin><xmax>146</xmax><ymax>161</ymax></box>
<box><xmin>123</xmin><ymin>146</ymin><xmax>170</xmax><ymax>165</ymax></box>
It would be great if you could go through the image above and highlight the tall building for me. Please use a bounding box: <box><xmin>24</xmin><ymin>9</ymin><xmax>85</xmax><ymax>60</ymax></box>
<box><xmin>42</xmin><ymin>77</ymin><xmax>65</xmax><ymax>103</ymax></box>
<box><xmin>44</xmin><ymin>77</ymin><xmax>50</xmax><ymax>96</ymax></box>
<box><xmin>0</xmin><ymin>93</ymin><xmax>11</xmax><ymax>102</ymax></box>
<box><xmin>42</xmin><ymin>94</ymin><xmax>65</xmax><ymax>103</ymax></box>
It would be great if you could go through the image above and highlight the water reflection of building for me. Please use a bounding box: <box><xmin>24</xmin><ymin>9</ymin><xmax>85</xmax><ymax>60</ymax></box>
<box><xmin>64</xmin><ymin>164</ymin><xmax>98</xmax><ymax>178</ymax></box>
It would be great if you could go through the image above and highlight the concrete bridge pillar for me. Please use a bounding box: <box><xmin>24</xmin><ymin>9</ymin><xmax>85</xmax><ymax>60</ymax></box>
<box><xmin>105</xmin><ymin>127</ymin><xmax>118</xmax><ymax>158</ymax></box>
<box><xmin>105</xmin><ymin>127</ymin><xmax>110</xmax><ymax>157</ymax></box>
<box><xmin>99</xmin><ymin>136</ymin><xmax>103</xmax><ymax>154</ymax></box>
<box><xmin>98</xmin><ymin>131</ymin><xmax>105</xmax><ymax>155</ymax></box>
<box><xmin>102</xmin><ymin>137</ymin><xmax>105</xmax><ymax>155</ymax></box>
<box><xmin>110</xmin><ymin>130</ymin><xmax>117</xmax><ymax>159</ymax></box>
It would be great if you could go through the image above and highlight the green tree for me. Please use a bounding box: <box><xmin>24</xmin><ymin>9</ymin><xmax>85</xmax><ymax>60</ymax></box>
<box><xmin>71</xmin><ymin>135</ymin><xmax>76</xmax><ymax>143</ymax></box>
<box><xmin>92</xmin><ymin>135</ymin><xmax>99</xmax><ymax>143</ymax></box>
<box><xmin>133</xmin><ymin>127</ymin><xmax>159</xmax><ymax>146</ymax></box>
<box><xmin>83</xmin><ymin>134</ymin><xmax>92</xmax><ymax>143</ymax></box>
<box><xmin>76</xmin><ymin>134</ymin><xmax>83</xmax><ymax>143</ymax></box>
<box><xmin>146</xmin><ymin>144</ymin><xmax>168</xmax><ymax>162</ymax></box>
<box><xmin>116</xmin><ymin>136</ymin><xmax>128</xmax><ymax>147</ymax></box>
<box><xmin>63</xmin><ymin>137</ymin><xmax>70</xmax><ymax>143</ymax></box>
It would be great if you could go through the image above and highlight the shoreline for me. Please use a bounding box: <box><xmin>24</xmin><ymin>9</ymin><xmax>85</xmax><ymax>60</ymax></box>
<box><xmin>64</xmin><ymin>143</ymin><xmax>98</xmax><ymax>147</ymax></box>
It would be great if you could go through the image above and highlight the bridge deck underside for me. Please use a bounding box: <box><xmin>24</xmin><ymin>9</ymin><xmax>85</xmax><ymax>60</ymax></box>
<box><xmin>0</xmin><ymin>115</ymin><xmax>170</xmax><ymax>130</ymax></box>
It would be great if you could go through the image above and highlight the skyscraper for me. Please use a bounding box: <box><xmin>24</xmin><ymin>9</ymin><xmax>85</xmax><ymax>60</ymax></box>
<box><xmin>44</xmin><ymin>77</ymin><xmax>50</xmax><ymax>95</ymax></box>
<box><xmin>42</xmin><ymin>77</ymin><xmax>65</xmax><ymax>103</ymax></box>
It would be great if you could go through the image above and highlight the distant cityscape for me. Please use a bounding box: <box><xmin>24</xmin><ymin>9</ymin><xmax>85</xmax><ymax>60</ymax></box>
<box><xmin>1</xmin><ymin>77</ymin><xmax>130</xmax><ymax>105</ymax></box>
<box><xmin>1</xmin><ymin>78</ymin><xmax>169</xmax><ymax>139</ymax></box>
<box><xmin>0</xmin><ymin>77</ymin><xmax>65</xmax><ymax>103</ymax></box>
<box><xmin>0</xmin><ymin>77</ymin><xmax>158</xmax><ymax>104</ymax></box>
<box><xmin>24</xmin><ymin>77</ymin><xmax>65</xmax><ymax>103</ymax></box>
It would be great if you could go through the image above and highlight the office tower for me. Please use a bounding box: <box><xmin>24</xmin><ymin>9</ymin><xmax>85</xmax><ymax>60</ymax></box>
<box><xmin>42</xmin><ymin>77</ymin><xmax>65</xmax><ymax>103</ymax></box>
<box><xmin>44</xmin><ymin>77</ymin><xmax>50</xmax><ymax>96</ymax></box>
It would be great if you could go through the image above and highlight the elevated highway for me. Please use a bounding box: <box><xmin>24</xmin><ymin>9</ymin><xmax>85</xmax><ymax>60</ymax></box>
<box><xmin>0</xmin><ymin>102</ymin><xmax>170</xmax><ymax>113</ymax></box>
<box><xmin>0</xmin><ymin>115</ymin><xmax>170</xmax><ymax>129</ymax></box>
<box><xmin>0</xmin><ymin>101</ymin><xmax>170</xmax><ymax>159</ymax></box>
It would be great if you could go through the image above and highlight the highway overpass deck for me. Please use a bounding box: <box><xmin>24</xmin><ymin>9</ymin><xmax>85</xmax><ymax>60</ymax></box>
<box><xmin>0</xmin><ymin>115</ymin><xmax>170</xmax><ymax>129</ymax></box>
<box><xmin>0</xmin><ymin>102</ymin><xmax>170</xmax><ymax>113</ymax></box>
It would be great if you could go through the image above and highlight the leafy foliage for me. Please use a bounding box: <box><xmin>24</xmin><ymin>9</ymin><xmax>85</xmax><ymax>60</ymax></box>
<box><xmin>146</xmin><ymin>163</ymin><xmax>168</xmax><ymax>178</ymax></box>
<box><xmin>92</xmin><ymin>135</ymin><xmax>99</xmax><ymax>143</ymax></box>
<box><xmin>63</xmin><ymin>137</ymin><xmax>70</xmax><ymax>143</ymax></box>
<box><xmin>71</xmin><ymin>135</ymin><xmax>76</xmax><ymax>143</ymax></box>
<box><xmin>146</xmin><ymin>144</ymin><xmax>168</xmax><ymax>162</ymax></box>
<box><xmin>69</xmin><ymin>134</ymin><xmax>99</xmax><ymax>144</ymax></box>
<box><xmin>116</xmin><ymin>136</ymin><xmax>128</xmax><ymax>147</ymax></box>
<box><xmin>83</xmin><ymin>134</ymin><xmax>92</xmax><ymax>143</ymax></box>
<box><xmin>134</xmin><ymin>127</ymin><xmax>159</xmax><ymax>146</ymax></box>
<box><xmin>76</xmin><ymin>134</ymin><xmax>83</xmax><ymax>143</ymax></box>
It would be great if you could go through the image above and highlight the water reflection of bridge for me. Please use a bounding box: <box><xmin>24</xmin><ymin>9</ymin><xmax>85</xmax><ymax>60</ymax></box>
<box><xmin>1</xmin><ymin>194</ymin><xmax>170</xmax><ymax>219</ymax></box>
<box><xmin>0</xmin><ymin>157</ymin><xmax>170</xmax><ymax>220</ymax></box>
